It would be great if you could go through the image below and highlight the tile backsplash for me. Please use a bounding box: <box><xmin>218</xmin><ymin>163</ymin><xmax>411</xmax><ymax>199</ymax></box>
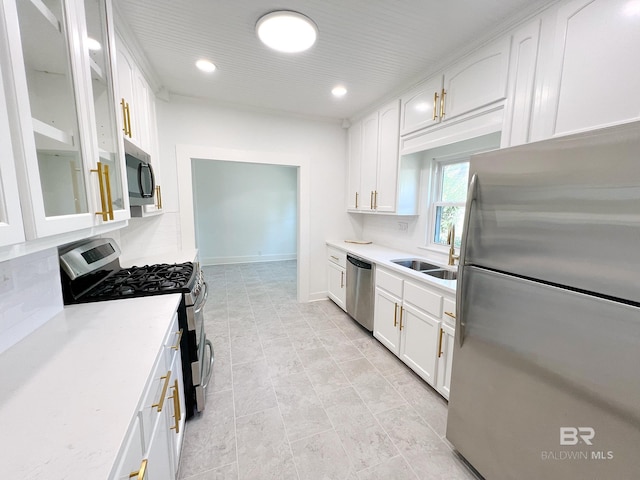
<box><xmin>0</xmin><ymin>248</ymin><xmax>63</xmax><ymax>354</ymax></box>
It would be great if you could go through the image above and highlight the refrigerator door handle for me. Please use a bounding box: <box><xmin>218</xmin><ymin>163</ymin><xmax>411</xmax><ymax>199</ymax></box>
<box><xmin>456</xmin><ymin>172</ymin><xmax>478</xmax><ymax>347</ymax></box>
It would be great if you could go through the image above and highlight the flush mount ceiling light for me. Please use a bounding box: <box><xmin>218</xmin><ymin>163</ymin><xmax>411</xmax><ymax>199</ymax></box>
<box><xmin>256</xmin><ymin>11</ymin><xmax>318</xmax><ymax>53</ymax></box>
<box><xmin>196</xmin><ymin>59</ymin><xmax>217</xmax><ymax>73</ymax></box>
<box><xmin>331</xmin><ymin>85</ymin><xmax>347</xmax><ymax>97</ymax></box>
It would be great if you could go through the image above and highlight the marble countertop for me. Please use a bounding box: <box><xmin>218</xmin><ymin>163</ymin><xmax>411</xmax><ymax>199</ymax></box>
<box><xmin>0</xmin><ymin>294</ymin><xmax>182</xmax><ymax>479</ymax></box>
<box><xmin>326</xmin><ymin>241</ymin><xmax>456</xmax><ymax>295</ymax></box>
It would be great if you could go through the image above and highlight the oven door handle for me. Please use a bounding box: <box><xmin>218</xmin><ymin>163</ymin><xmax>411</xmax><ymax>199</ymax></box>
<box><xmin>194</xmin><ymin>281</ymin><xmax>208</xmax><ymax>315</ymax></box>
<box><xmin>201</xmin><ymin>339</ymin><xmax>214</xmax><ymax>389</ymax></box>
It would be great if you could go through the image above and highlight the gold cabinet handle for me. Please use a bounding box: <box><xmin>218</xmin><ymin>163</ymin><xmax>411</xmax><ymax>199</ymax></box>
<box><xmin>152</xmin><ymin>371</ymin><xmax>171</xmax><ymax>412</ymax></box>
<box><xmin>444</xmin><ymin>311</ymin><xmax>456</xmax><ymax>319</ymax></box>
<box><xmin>129</xmin><ymin>459</ymin><xmax>147</xmax><ymax>479</ymax></box>
<box><xmin>370</xmin><ymin>191</ymin><xmax>374</xmax><ymax>209</ymax></box>
<box><xmin>438</xmin><ymin>327</ymin><xmax>444</xmax><ymax>358</ymax></box>
<box><xmin>393</xmin><ymin>302</ymin><xmax>398</xmax><ymax>327</ymax></box>
<box><xmin>169</xmin><ymin>380</ymin><xmax>181</xmax><ymax>434</ymax></box>
<box><xmin>171</xmin><ymin>329</ymin><xmax>183</xmax><ymax>350</ymax></box>
<box><xmin>173</xmin><ymin>380</ymin><xmax>181</xmax><ymax>421</ymax></box>
<box><xmin>92</xmin><ymin>162</ymin><xmax>114</xmax><ymax>220</ymax></box>
<box><xmin>340</xmin><ymin>271</ymin><xmax>344</xmax><ymax>288</ymax></box>
<box><xmin>120</xmin><ymin>98</ymin><xmax>128</xmax><ymax>135</ymax></box>
<box><xmin>92</xmin><ymin>162</ymin><xmax>108</xmax><ymax>221</ymax></box>
<box><xmin>433</xmin><ymin>91</ymin><xmax>439</xmax><ymax>120</ymax></box>
<box><xmin>125</xmin><ymin>102</ymin><xmax>132</xmax><ymax>137</ymax></box>
<box><xmin>330</xmin><ymin>255</ymin><xmax>339</xmax><ymax>261</ymax></box>
<box><xmin>155</xmin><ymin>185</ymin><xmax>163</xmax><ymax>209</ymax></box>
<box><xmin>399</xmin><ymin>306</ymin><xmax>404</xmax><ymax>330</ymax></box>
<box><xmin>104</xmin><ymin>164</ymin><xmax>114</xmax><ymax>220</ymax></box>
<box><xmin>440</xmin><ymin>88</ymin><xmax>446</xmax><ymax>119</ymax></box>
<box><xmin>355</xmin><ymin>192</ymin><xmax>358</xmax><ymax>209</ymax></box>
<box><xmin>374</xmin><ymin>191</ymin><xmax>378</xmax><ymax>209</ymax></box>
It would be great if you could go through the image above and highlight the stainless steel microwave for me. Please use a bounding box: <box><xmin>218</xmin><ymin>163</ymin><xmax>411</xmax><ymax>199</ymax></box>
<box><xmin>125</xmin><ymin>148</ymin><xmax>155</xmax><ymax>206</ymax></box>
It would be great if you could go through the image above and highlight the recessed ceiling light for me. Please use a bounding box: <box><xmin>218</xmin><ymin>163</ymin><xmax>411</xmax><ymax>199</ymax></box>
<box><xmin>256</xmin><ymin>11</ymin><xmax>318</xmax><ymax>53</ymax></box>
<box><xmin>87</xmin><ymin>37</ymin><xmax>101</xmax><ymax>51</ymax></box>
<box><xmin>196</xmin><ymin>59</ymin><xmax>216</xmax><ymax>73</ymax></box>
<box><xmin>332</xmin><ymin>85</ymin><xmax>347</xmax><ymax>97</ymax></box>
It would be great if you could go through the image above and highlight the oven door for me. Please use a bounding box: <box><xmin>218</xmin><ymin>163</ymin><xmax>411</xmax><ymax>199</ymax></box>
<box><xmin>188</xmin><ymin>281</ymin><xmax>213</xmax><ymax>412</ymax></box>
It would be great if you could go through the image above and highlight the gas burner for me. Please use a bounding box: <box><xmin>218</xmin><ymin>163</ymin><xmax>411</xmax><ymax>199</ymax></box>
<box><xmin>81</xmin><ymin>262</ymin><xmax>196</xmax><ymax>300</ymax></box>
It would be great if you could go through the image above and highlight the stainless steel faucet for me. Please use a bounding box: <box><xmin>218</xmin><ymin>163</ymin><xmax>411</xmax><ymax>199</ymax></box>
<box><xmin>447</xmin><ymin>225</ymin><xmax>460</xmax><ymax>266</ymax></box>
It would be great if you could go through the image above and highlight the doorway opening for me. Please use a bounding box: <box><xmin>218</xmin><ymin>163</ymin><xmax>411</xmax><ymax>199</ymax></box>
<box><xmin>191</xmin><ymin>160</ymin><xmax>298</xmax><ymax>265</ymax></box>
<box><xmin>176</xmin><ymin>145</ymin><xmax>310</xmax><ymax>302</ymax></box>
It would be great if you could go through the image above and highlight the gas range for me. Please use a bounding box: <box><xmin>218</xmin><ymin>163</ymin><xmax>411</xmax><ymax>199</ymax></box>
<box><xmin>81</xmin><ymin>262</ymin><xmax>195</xmax><ymax>300</ymax></box>
<box><xmin>58</xmin><ymin>238</ymin><xmax>212</xmax><ymax>419</ymax></box>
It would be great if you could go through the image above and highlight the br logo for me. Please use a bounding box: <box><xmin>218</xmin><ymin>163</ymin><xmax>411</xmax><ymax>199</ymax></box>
<box><xmin>560</xmin><ymin>427</ymin><xmax>595</xmax><ymax>446</ymax></box>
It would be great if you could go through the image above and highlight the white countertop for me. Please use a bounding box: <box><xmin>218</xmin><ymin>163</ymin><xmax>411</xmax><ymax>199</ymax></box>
<box><xmin>0</xmin><ymin>294</ymin><xmax>182</xmax><ymax>479</ymax></box>
<box><xmin>327</xmin><ymin>241</ymin><xmax>457</xmax><ymax>295</ymax></box>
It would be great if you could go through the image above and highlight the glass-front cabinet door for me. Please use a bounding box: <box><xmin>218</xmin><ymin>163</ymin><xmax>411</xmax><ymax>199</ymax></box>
<box><xmin>82</xmin><ymin>0</ymin><xmax>128</xmax><ymax>220</ymax></box>
<box><xmin>13</xmin><ymin>0</ymin><xmax>92</xmax><ymax>236</ymax></box>
<box><xmin>2</xmin><ymin>0</ymin><xmax>127</xmax><ymax>239</ymax></box>
<box><xmin>0</xmin><ymin>60</ymin><xmax>25</xmax><ymax>247</ymax></box>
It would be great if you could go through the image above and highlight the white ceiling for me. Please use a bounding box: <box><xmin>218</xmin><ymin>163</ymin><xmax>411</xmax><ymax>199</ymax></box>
<box><xmin>113</xmin><ymin>0</ymin><xmax>554</xmax><ymax>122</ymax></box>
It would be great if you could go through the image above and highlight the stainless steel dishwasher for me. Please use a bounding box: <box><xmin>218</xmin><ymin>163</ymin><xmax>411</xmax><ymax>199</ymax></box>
<box><xmin>346</xmin><ymin>254</ymin><xmax>374</xmax><ymax>331</ymax></box>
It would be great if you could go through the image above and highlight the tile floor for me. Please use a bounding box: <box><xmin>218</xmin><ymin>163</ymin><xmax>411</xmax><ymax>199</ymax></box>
<box><xmin>178</xmin><ymin>260</ymin><xmax>480</xmax><ymax>480</ymax></box>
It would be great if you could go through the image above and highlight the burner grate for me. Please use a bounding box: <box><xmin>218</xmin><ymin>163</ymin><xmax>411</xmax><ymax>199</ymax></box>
<box><xmin>86</xmin><ymin>263</ymin><xmax>195</xmax><ymax>299</ymax></box>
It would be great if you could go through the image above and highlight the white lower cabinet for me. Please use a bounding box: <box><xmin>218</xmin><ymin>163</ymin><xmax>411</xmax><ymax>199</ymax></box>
<box><xmin>373</xmin><ymin>287</ymin><xmax>402</xmax><ymax>353</ymax></box>
<box><xmin>436</xmin><ymin>321</ymin><xmax>455</xmax><ymax>399</ymax></box>
<box><xmin>112</xmin><ymin>313</ymin><xmax>184</xmax><ymax>479</ymax></box>
<box><xmin>113</xmin><ymin>418</ymin><xmax>144</xmax><ymax>480</ymax></box>
<box><xmin>399</xmin><ymin>303</ymin><xmax>440</xmax><ymax>386</ymax></box>
<box><xmin>373</xmin><ymin>266</ymin><xmax>456</xmax><ymax>399</ymax></box>
<box><xmin>327</xmin><ymin>247</ymin><xmax>347</xmax><ymax>311</ymax></box>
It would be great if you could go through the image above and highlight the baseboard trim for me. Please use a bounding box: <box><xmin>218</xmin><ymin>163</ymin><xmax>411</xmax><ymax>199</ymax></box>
<box><xmin>202</xmin><ymin>253</ymin><xmax>297</xmax><ymax>265</ymax></box>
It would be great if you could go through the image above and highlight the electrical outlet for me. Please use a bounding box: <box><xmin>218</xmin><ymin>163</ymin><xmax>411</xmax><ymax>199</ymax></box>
<box><xmin>397</xmin><ymin>222</ymin><xmax>408</xmax><ymax>232</ymax></box>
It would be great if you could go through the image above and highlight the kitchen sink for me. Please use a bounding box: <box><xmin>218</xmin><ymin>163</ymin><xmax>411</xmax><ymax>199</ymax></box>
<box><xmin>423</xmin><ymin>269</ymin><xmax>458</xmax><ymax>280</ymax></box>
<box><xmin>391</xmin><ymin>259</ymin><xmax>441</xmax><ymax>271</ymax></box>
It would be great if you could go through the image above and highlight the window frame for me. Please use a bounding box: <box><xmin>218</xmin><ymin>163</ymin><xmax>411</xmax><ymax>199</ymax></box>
<box><xmin>425</xmin><ymin>150</ymin><xmax>475</xmax><ymax>252</ymax></box>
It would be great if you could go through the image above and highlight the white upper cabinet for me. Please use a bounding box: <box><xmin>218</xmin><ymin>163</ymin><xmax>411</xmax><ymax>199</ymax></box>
<box><xmin>400</xmin><ymin>75</ymin><xmax>443</xmax><ymax>135</ymax></box>
<box><xmin>346</xmin><ymin>120</ymin><xmax>362</xmax><ymax>210</ymax></box>
<box><xmin>0</xmin><ymin>60</ymin><xmax>25</xmax><ymax>247</ymax></box>
<box><xmin>375</xmin><ymin>101</ymin><xmax>401</xmax><ymax>212</ymax></box>
<box><xmin>400</xmin><ymin>37</ymin><xmax>511</xmax><ymax>137</ymax></box>
<box><xmin>115</xmin><ymin>36</ymin><xmax>163</xmax><ymax>216</ymax></box>
<box><xmin>501</xmin><ymin>19</ymin><xmax>541</xmax><ymax>148</ymax></box>
<box><xmin>0</xmin><ymin>0</ymin><xmax>127</xmax><ymax>240</ymax></box>
<box><xmin>543</xmin><ymin>0</ymin><xmax>640</xmax><ymax>137</ymax></box>
<box><xmin>360</xmin><ymin>111</ymin><xmax>379</xmax><ymax>211</ymax></box>
<box><xmin>443</xmin><ymin>37</ymin><xmax>510</xmax><ymax>121</ymax></box>
<box><xmin>347</xmin><ymin>100</ymin><xmax>408</xmax><ymax>214</ymax></box>
<box><xmin>116</xmin><ymin>37</ymin><xmax>152</xmax><ymax>153</ymax></box>
<box><xmin>84</xmin><ymin>0</ymin><xmax>129</xmax><ymax>222</ymax></box>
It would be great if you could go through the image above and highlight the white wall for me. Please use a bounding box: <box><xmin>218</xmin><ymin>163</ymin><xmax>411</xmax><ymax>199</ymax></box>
<box><xmin>192</xmin><ymin>160</ymin><xmax>297</xmax><ymax>264</ymax></box>
<box><xmin>116</xmin><ymin>95</ymin><xmax>361</xmax><ymax>300</ymax></box>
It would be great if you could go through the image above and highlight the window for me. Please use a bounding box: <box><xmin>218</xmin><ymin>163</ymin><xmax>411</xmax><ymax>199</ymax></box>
<box><xmin>429</xmin><ymin>157</ymin><xmax>470</xmax><ymax>249</ymax></box>
<box><xmin>424</xmin><ymin>133</ymin><xmax>501</xmax><ymax>252</ymax></box>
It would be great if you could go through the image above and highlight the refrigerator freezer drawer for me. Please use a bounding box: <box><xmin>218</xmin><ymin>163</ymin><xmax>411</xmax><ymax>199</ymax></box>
<box><xmin>447</xmin><ymin>266</ymin><xmax>640</xmax><ymax>480</ymax></box>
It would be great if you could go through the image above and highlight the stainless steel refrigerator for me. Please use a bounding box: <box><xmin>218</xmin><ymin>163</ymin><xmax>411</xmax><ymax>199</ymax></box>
<box><xmin>446</xmin><ymin>122</ymin><xmax>640</xmax><ymax>480</ymax></box>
